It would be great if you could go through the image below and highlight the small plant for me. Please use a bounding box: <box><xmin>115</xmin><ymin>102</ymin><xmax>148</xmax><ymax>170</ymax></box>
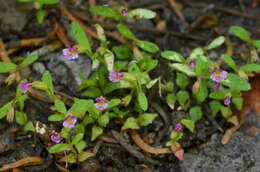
<box><xmin>0</xmin><ymin>3</ymin><xmax>260</xmax><ymax>166</ymax></box>
<box><xmin>17</xmin><ymin>0</ymin><xmax>60</xmax><ymax>24</ymax></box>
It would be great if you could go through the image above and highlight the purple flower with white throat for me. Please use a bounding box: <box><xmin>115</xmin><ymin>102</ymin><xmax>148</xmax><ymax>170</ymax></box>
<box><xmin>51</xmin><ymin>133</ymin><xmax>62</xmax><ymax>143</ymax></box>
<box><xmin>63</xmin><ymin>115</ymin><xmax>77</xmax><ymax>128</ymax></box>
<box><xmin>174</xmin><ymin>123</ymin><xmax>182</xmax><ymax>132</ymax></box>
<box><xmin>121</xmin><ymin>9</ymin><xmax>128</xmax><ymax>16</ymax></box>
<box><xmin>213</xmin><ymin>83</ymin><xmax>220</xmax><ymax>90</ymax></box>
<box><xmin>189</xmin><ymin>61</ymin><xmax>195</xmax><ymax>68</ymax></box>
<box><xmin>95</xmin><ymin>97</ymin><xmax>108</xmax><ymax>111</ymax></box>
<box><xmin>109</xmin><ymin>69</ymin><xmax>123</xmax><ymax>82</ymax></box>
<box><xmin>210</xmin><ymin>68</ymin><xmax>227</xmax><ymax>83</ymax></box>
<box><xmin>224</xmin><ymin>96</ymin><xmax>231</xmax><ymax>106</ymax></box>
<box><xmin>20</xmin><ymin>81</ymin><xmax>32</xmax><ymax>93</ymax></box>
<box><xmin>63</xmin><ymin>47</ymin><xmax>78</xmax><ymax>60</ymax></box>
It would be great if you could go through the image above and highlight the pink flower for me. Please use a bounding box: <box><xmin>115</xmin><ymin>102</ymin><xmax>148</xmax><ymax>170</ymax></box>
<box><xmin>95</xmin><ymin>97</ymin><xmax>108</xmax><ymax>110</ymax></box>
<box><xmin>62</xmin><ymin>47</ymin><xmax>78</xmax><ymax>60</ymax></box>
<box><xmin>20</xmin><ymin>81</ymin><xmax>32</xmax><ymax>93</ymax></box>
<box><xmin>174</xmin><ymin>123</ymin><xmax>182</xmax><ymax>132</ymax></box>
<box><xmin>224</xmin><ymin>96</ymin><xmax>231</xmax><ymax>106</ymax></box>
<box><xmin>121</xmin><ymin>9</ymin><xmax>128</xmax><ymax>16</ymax></box>
<box><xmin>189</xmin><ymin>61</ymin><xmax>195</xmax><ymax>68</ymax></box>
<box><xmin>63</xmin><ymin>115</ymin><xmax>77</xmax><ymax>128</ymax></box>
<box><xmin>213</xmin><ymin>83</ymin><xmax>220</xmax><ymax>90</ymax></box>
<box><xmin>210</xmin><ymin>68</ymin><xmax>227</xmax><ymax>83</ymax></box>
<box><xmin>109</xmin><ymin>69</ymin><xmax>123</xmax><ymax>82</ymax></box>
<box><xmin>51</xmin><ymin>133</ymin><xmax>62</xmax><ymax>143</ymax></box>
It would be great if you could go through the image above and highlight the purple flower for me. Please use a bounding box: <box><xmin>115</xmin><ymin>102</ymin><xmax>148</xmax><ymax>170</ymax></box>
<box><xmin>109</xmin><ymin>69</ymin><xmax>123</xmax><ymax>82</ymax></box>
<box><xmin>62</xmin><ymin>47</ymin><xmax>78</xmax><ymax>60</ymax></box>
<box><xmin>121</xmin><ymin>9</ymin><xmax>128</xmax><ymax>16</ymax></box>
<box><xmin>20</xmin><ymin>81</ymin><xmax>32</xmax><ymax>93</ymax></box>
<box><xmin>189</xmin><ymin>61</ymin><xmax>195</xmax><ymax>68</ymax></box>
<box><xmin>63</xmin><ymin>115</ymin><xmax>77</xmax><ymax>128</ymax></box>
<box><xmin>210</xmin><ymin>68</ymin><xmax>227</xmax><ymax>83</ymax></box>
<box><xmin>95</xmin><ymin>97</ymin><xmax>108</xmax><ymax>110</ymax></box>
<box><xmin>213</xmin><ymin>83</ymin><xmax>220</xmax><ymax>90</ymax></box>
<box><xmin>224</xmin><ymin>96</ymin><xmax>231</xmax><ymax>106</ymax></box>
<box><xmin>174</xmin><ymin>123</ymin><xmax>182</xmax><ymax>132</ymax></box>
<box><xmin>51</xmin><ymin>133</ymin><xmax>62</xmax><ymax>143</ymax></box>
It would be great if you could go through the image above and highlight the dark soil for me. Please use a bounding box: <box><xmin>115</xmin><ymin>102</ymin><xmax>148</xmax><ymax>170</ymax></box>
<box><xmin>0</xmin><ymin>0</ymin><xmax>260</xmax><ymax>171</ymax></box>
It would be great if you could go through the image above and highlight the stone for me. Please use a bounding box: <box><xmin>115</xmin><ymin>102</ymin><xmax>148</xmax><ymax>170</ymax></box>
<box><xmin>33</xmin><ymin>62</ymin><xmax>46</xmax><ymax>75</ymax></box>
<box><xmin>0</xmin><ymin>0</ymin><xmax>33</xmax><ymax>32</ymax></box>
<box><xmin>180</xmin><ymin>132</ymin><xmax>260</xmax><ymax>172</ymax></box>
<box><xmin>47</xmin><ymin>52</ymin><xmax>91</xmax><ymax>94</ymax></box>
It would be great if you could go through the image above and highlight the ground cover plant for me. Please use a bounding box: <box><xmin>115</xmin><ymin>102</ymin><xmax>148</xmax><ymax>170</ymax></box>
<box><xmin>0</xmin><ymin>0</ymin><xmax>260</xmax><ymax>171</ymax></box>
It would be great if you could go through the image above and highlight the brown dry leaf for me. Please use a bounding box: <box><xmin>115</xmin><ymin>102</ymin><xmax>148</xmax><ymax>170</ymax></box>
<box><xmin>221</xmin><ymin>120</ymin><xmax>244</xmax><ymax>145</ymax></box>
<box><xmin>0</xmin><ymin>157</ymin><xmax>43</xmax><ymax>171</ymax></box>
<box><xmin>239</xmin><ymin>75</ymin><xmax>260</xmax><ymax>123</ymax></box>
<box><xmin>136</xmin><ymin>164</ymin><xmax>151</xmax><ymax>172</ymax></box>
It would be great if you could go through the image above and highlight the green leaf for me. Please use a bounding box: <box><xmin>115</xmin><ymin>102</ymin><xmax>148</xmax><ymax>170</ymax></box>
<box><xmin>90</xmin><ymin>6</ymin><xmax>116</xmax><ymax>18</ymax></box>
<box><xmin>232</xmin><ymin>97</ymin><xmax>243</xmax><ymax>110</ymax></box>
<box><xmin>104</xmin><ymin>49</ymin><xmax>114</xmax><ymax>72</ymax></box>
<box><xmin>61</xmin><ymin>153</ymin><xmax>76</xmax><ymax>163</ymax></box>
<box><xmin>19</xmin><ymin>56</ymin><xmax>38</xmax><ymax>68</ymax></box>
<box><xmin>71</xmin><ymin>22</ymin><xmax>92</xmax><ymax>55</ymax></box>
<box><xmin>221</xmin><ymin>73</ymin><xmax>251</xmax><ymax>91</ymax></box>
<box><xmin>176</xmin><ymin>91</ymin><xmax>190</xmax><ymax>111</ymax></box>
<box><xmin>253</xmin><ymin>40</ymin><xmax>260</xmax><ymax>48</ymax></box>
<box><xmin>170</xmin><ymin>131</ymin><xmax>183</xmax><ymax>142</ymax></box>
<box><xmin>161</xmin><ymin>51</ymin><xmax>185</xmax><ymax>63</ymax></box>
<box><xmin>209</xmin><ymin>90</ymin><xmax>227</xmax><ymax>100</ymax></box>
<box><xmin>42</xmin><ymin>71</ymin><xmax>54</xmax><ymax>95</ymax></box>
<box><xmin>122</xmin><ymin>117</ymin><xmax>140</xmax><ymax>130</ymax></box>
<box><xmin>69</xmin><ymin>99</ymin><xmax>93</xmax><ymax>117</ymax></box>
<box><xmin>193</xmin><ymin>79</ymin><xmax>208</xmax><ymax>103</ymax></box>
<box><xmin>195</xmin><ymin>55</ymin><xmax>209</xmax><ymax>75</ymax></box>
<box><xmin>240</xmin><ymin>64</ymin><xmax>260</xmax><ymax>73</ymax></box>
<box><xmin>83</xmin><ymin>116</ymin><xmax>94</xmax><ymax>126</ymax></box>
<box><xmin>220</xmin><ymin>106</ymin><xmax>232</xmax><ymax>118</ymax></box>
<box><xmin>75</xmin><ymin>140</ymin><xmax>87</xmax><ymax>153</ymax></box>
<box><xmin>221</xmin><ymin>54</ymin><xmax>237</xmax><ymax>71</ymax></box>
<box><xmin>169</xmin><ymin>63</ymin><xmax>196</xmax><ymax>77</ymax></box>
<box><xmin>117</xmin><ymin>24</ymin><xmax>136</xmax><ymax>40</ymax></box>
<box><xmin>209</xmin><ymin>100</ymin><xmax>221</xmax><ymax>117</ymax></box>
<box><xmin>98</xmin><ymin>114</ymin><xmax>110</xmax><ymax>127</ymax></box>
<box><xmin>36</xmin><ymin>10</ymin><xmax>45</xmax><ymax>24</ymax></box>
<box><xmin>95</xmin><ymin>24</ymin><xmax>106</xmax><ymax>42</ymax></box>
<box><xmin>18</xmin><ymin>95</ymin><xmax>28</xmax><ymax>111</ymax></box>
<box><xmin>114</xmin><ymin>61</ymin><xmax>128</xmax><ymax>71</ymax></box>
<box><xmin>128</xmin><ymin>8</ymin><xmax>156</xmax><ymax>19</ymax></box>
<box><xmin>189</xmin><ymin>48</ymin><xmax>204</xmax><ymax>60</ymax></box>
<box><xmin>17</xmin><ymin>0</ymin><xmax>32</xmax><ymax>2</ymax></box>
<box><xmin>91</xmin><ymin>126</ymin><xmax>103</xmax><ymax>141</ymax></box>
<box><xmin>81</xmin><ymin>87</ymin><xmax>101</xmax><ymax>98</ymax></box>
<box><xmin>24</xmin><ymin>121</ymin><xmax>35</xmax><ymax>132</ymax></box>
<box><xmin>32</xmin><ymin>81</ymin><xmax>48</xmax><ymax>91</ymax></box>
<box><xmin>230</xmin><ymin>26</ymin><xmax>251</xmax><ymax>42</ymax></box>
<box><xmin>138</xmin><ymin>92</ymin><xmax>148</xmax><ymax>111</ymax></box>
<box><xmin>71</xmin><ymin>133</ymin><xmax>84</xmax><ymax>145</ymax></box>
<box><xmin>74</xmin><ymin>124</ymin><xmax>85</xmax><ymax>134</ymax></box>
<box><xmin>104</xmin><ymin>80</ymin><xmax>133</xmax><ymax>94</ymax></box>
<box><xmin>204</xmin><ymin>36</ymin><xmax>225</xmax><ymax>50</ymax></box>
<box><xmin>138</xmin><ymin>113</ymin><xmax>157</xmax><ymax>126</ymax></box>
<box><xmin>181</xmin><ymin>119</ymin><xmax>195</xmax><ymax>133</ymax></box>
<box><xmin>136</xmin><ymin>40</ymin><xmax>159</xmax><ymax>53</ymax></box>
<box><xmin>176</xmin><ymin>72</ymin><xmax>189</xmax><ymax>89</ymax></box>
<box><xmin>189</xmin><ymin>107</ymin><xmax>202</xmax><ymax>122</ymax></box>
<box><xmin>166</xmin><ymin>94</ymin><xmax>176</xmax><ymax>110</ymax></box>
<box><xmin>0</xmin><ymin>101</ymin><xmax>13</xmax><ymax>119</ymax></box>
<box><xmin>49</xmin><ymin>143</ymin><xmax>70</xmax><ymax>153</ymax></box>
<box><xmin>166</xmin><ymin>82</ymin><xmax>174</xmax><ymax>92</ymax></box>
<box><xmin>107</xmin><ymin>99</ymin><xmax>121</xmax><ymax>109</ymax></box>
<box><xmin>48</xmin><ymin>114</ymin><xmax>65</xmax><ymax>121</ymax></box>
<box><xmin>0</xmin><ymin>62</ymin><xmax>17</xmax><ymax>73</ymax></box>
<box><xmin>15</xmin><ymin>111</ymin><xmax>27</xmax><ymax>125</ymax></box>
<box><xmin>113</xmin><ymin>45</ymin><xmax>131</xmax><ymax>59</ymax></box>
<box><xmin>38</xmin><ymin>0</ymin><xmax>59</xmax><ymax>4</ymax></box>
<box><xmin>54</xmin><ymin>99</ymin><xmax>67</xmax><ymax>114</ymax></box>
